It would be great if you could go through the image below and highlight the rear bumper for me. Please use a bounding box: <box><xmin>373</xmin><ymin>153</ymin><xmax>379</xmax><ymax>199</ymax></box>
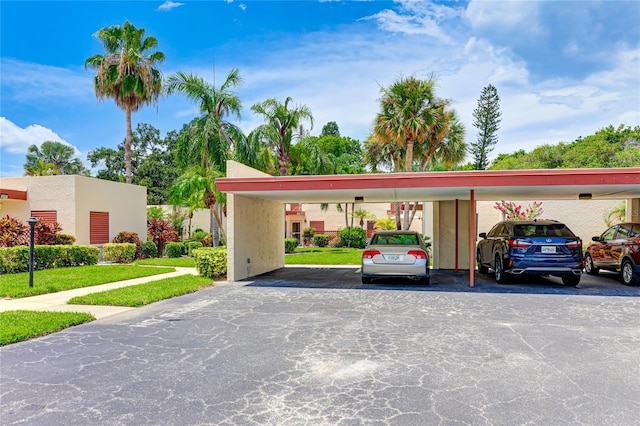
<box><xmin>362</xmin><ymin>262</ymin><xmax>429</xmax><ymax>278</ymax></box>
<box><xmin>507</xmin><ymin>266</ymin><xmax>583</xmax><ymax>276</ymax></box>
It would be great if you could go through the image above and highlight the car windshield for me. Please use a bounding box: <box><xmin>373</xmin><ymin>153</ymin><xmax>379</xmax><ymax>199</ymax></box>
<box><xmin>514</xmin><ymin>224</ymin><xmax>575</xmax><ymax>238</ymax></box>
<box><xmin>373</xmin><ymin>234</ymin><xmax>419</xmax><ymax>245</ymax></box>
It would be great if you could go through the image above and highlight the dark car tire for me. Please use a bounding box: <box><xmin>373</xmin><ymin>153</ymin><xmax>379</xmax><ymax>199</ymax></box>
<box><xmin>362</xmin><ymin>276</ymin><xmax>372</xmax><ymax>284</ymax></box>
<box><xmin>495</xmin><ymin>254</ymin><xmax>510</xmax><ymax>284</ymax></box>
<box><xmin>562</xmin><ymin>274</ymin><xmax>581</xmax><ymax>287</ymax></box>
<box><xmin>621</xmin><ymin>259</ymin><xmax>640</xmax><ymax>286</ymax></box>
<box><xmin>477</xmin><ymin>250</ymin><xmax>488</xmax><ymax>273</ymax></box>
<box><xmin>584</xmin><ymin>253</ymin><xmax>599</xmax><ymax>275</ymax></box>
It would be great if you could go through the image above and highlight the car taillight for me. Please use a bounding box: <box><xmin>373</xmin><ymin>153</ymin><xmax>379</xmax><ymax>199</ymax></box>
<box><xmin>362</xmin><ymin>250</ymin><xmax>381</xmax><ymax>259</ymax></box>
<box><xmin>507</xmin><ymin>239</ymin><xmax>531</xmax><ymax>248</ymax></box>
<box><xmin>566</xmin><ymin>241</ymin><xmax>582</xmax><ymax>249</ymax></box>
<box><xmin>407</xmin><ymin>250</ymin><xmax>427</xmax><ymax>259</ymax></box>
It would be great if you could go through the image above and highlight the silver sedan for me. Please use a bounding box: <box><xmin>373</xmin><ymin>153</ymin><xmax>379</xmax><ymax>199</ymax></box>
<box><xmin>361</xmin><ymin>230</ymin><xmax>430</xmax><ymax>284</ymax></box>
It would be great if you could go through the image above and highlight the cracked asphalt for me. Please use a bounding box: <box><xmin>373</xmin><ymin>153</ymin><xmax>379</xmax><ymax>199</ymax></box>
<box><xmin>1</xmin><ymin>267</ymin><xmax>639</xmax><ymax>425</ymax></box>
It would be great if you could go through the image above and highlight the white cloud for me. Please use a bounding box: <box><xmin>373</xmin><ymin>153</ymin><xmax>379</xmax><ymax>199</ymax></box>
<box><xmin>465</xmin><ymin>0</ymin><xmax>542</xmax><ymax>36</ymax></box>
<box><xmin>0</xmin><ymin>117</ymin><xmax>80</xmax><ymax>155</ymax></box>
<box><xmin>158</xmin><ymin>1</ymin><xmax>184</xmax><ymax>12</ymax></box>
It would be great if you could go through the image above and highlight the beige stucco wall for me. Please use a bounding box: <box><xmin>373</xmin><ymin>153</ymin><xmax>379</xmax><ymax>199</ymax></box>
<box><xmin>0</xmin><ymin>176</ymin><xmax>146</xmax><ymax>245</ymax></box>
<box><xmin>432</xmin><ymin>200</ymin><xmax>471</xmax><ymax>270</ymax></box>
<box><xmin>226</xmin><ymin>161</ymin><xmax>285</xmax><ymax>281</ymax></box>
<box><xmin>476</xmin><ymin>199</ymin><xmax>624</xmax><ymax>243</ymax></box>
<box><xmin>154</xmin><ymin>205</ymin><xmax>216</xmax><ymax>239</ymax></box>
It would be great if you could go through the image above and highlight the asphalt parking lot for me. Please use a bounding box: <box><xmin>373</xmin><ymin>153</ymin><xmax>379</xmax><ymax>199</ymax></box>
<box><xmin>1</xmin><ymin>267</ymin><xmax>639</xmax><ymax>425</ymax></box>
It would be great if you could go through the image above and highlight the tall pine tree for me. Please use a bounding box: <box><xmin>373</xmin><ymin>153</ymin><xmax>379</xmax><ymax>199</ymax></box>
<box><xmin>470</xmin><ymin>84</ymin><xmax>501</xmax><ymax>169</ymax></box>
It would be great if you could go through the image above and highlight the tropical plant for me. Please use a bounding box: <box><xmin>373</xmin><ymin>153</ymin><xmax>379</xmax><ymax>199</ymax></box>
<box><xmin>112</xmin><ymin>231</ymin><xmax>142</xmax><ymax>259</ymax></box>
<box><xmin>351</xmin><ymin>209</ymin><xmax>375</xmax><ymax>229</ymax></box>
<box><xmin>85</xmin><ymin>20</ymin><xmax>165</xmax><ymax>184</ymax></box>
<box><xmin>494</xmin><ymin>201</ymin><xmax>543</xmax><ymax>220</ymax></box>
<box><xmin>147</xmin><ymin>218</ymin><xmax>179</xmax><ymax>257</ymax></box>
<box><xmin>250</xmin><ymin>96</ymin><xmax>314</xmax><ymax>176</ymax></box>
<box><xmin>374</xmin><ymin>217</ymin><xmax>397</xmax><ymax>230</ymax></box>
<box><xmin>24</xmin><ymin>141</ymin><xmax>88</xmax><ymax>176</ymax></box>
<box><xmin>604</xmin><ymin>201</ymin><xmax>626</xmax><ymax>226</ymax></box>
<box><xmin>34</xmin><ymin>221</ymin><xmax>63</xmax><ymax>245</ymax></box>
<box><xmin>0</xmin><ymin>216</ymin><xmax>29</xmax><ymax>247</ymax></box>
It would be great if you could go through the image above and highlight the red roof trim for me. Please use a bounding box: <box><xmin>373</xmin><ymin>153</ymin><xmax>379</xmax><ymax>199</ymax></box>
<box><xmin>216</xmin><ymin>168</ymin><xmax>640</xmax><ymax>193</ymax></box>
<box><xmin>0</xmin><ymin>188</ymin><xmax>27</xmax><ymax>201</ymax></box>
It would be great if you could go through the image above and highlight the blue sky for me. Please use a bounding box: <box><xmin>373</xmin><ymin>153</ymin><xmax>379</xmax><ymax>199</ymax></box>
<box><xmin>1</xmin><ymin>0</ymin><xmax>639</xmax><ymax>177</ymax></box>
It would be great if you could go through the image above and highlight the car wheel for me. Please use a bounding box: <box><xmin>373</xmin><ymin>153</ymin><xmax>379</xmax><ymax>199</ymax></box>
<box><xmin>362</xmin><ymin>276</ymin><xmax>372</xmax><ymax>284</ymax></box>
<box><xmin>621</xmin><ymin>260</ymin><xmax>640</xmax><ymax>286</ymax></box>
<box><xmin>477</xmin><ymin>250</ymin><xmax>488</xmax><ymax>274</ymax></box>
<box><xmin>584</xmin><ymin>254</ymin><xmax>599</xmax><ymax>275</ymax></box>
<box><xmin>562</xmin><ymin>274</ymin><xmax>581</xmax><ymax>287</ymax></box>
<box><xmin>495</xmin><ymin>254</ymin><xmax>510</xmax><ymax>284</ymax></box>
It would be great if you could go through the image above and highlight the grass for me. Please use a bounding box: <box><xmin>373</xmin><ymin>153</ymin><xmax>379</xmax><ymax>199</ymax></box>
<box><xmin>0</xmin><ymin>264</ymin><xmax>175</xmax><ymax>298</ymax></box>
<box><xmin>135</xmin><ymin>257</ymin><xmax>196</xmax><ymax>267</ymax></box>
<box><xmin>68</xmin><ymin>275</ymin><xmax>214</xmax><ymax>307</ymax></box>
<box><xmin>285</xmin><ymin>247</ymin><xmax>363</xmax><ymax>265</ymax></box>
<box><xmin>0</xmin><ymin>310</ymin><xmax>95</xmax><ymax>346</ymax></box>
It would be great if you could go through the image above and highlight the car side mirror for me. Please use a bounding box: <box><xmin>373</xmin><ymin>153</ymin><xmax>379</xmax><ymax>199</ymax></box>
<box><xmin>425</xmin><ymin>242</ymin><xmax>432</xmax><ymax>248</ymax></box>
<box><xmin>591</xmin><ymin>236</ymin><xmax>601</xmax><ymax>242</ymax></box>
<box><xmin>479</xmin><ymin>232</ymin><xmax>487</xmax><ymax>239</ymax></box>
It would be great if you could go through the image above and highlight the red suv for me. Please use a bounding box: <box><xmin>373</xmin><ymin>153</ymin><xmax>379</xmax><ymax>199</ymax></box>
<box><xmin>585</xmin><ymin>222</ymin><xmax>640</xmax><ymax>286</ymax></box>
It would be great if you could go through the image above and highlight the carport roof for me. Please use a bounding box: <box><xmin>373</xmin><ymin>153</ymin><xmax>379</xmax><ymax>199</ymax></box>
<box><xmin>216</xmin><ymin>167</ymin><xmax>640</xmax><ymax>203</ymax></box>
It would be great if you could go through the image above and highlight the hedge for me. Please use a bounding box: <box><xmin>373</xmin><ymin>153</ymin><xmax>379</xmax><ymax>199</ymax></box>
<box><xmin>192</xmin><ymin>247</ymin><xmax>227</xmax><ymax>279</ymax></box>
<box><xmin>102</xmin><ymin>243</ymin><xmax>137</xmax><ymax>264</ymax></box>
<box><xmin>165</xmin><ymin>242</ymin><xmax>184</xmax><ymax>258</ymax></box>
<box><xmin>285</xmin><ymin>238</ymin><xmax>298</xmax><ymax>253</ymax></box>
<box><xmin>0</xmin><ymin>245</ymin><xmax>100</xmax><ymax>274</ymax></box>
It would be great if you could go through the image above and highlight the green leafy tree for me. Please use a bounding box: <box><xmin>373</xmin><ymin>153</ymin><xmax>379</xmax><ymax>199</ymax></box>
<box><xmin>320</xmin><ymin>121</ymin><xmax>340</xmax><ymax>137</ymax></box>
<box><xmin>24</xmin><ymin>141</ymin><xmax>88</xmax><ymax>176</ymax></box>
<box><xmin>469</xmin><ymin>84</ymin><xmax>501</xmax><ymax>170</ymax></box>
<box><xmin>85</xmin><ymin>20</ymin><xmax>165</xmax><ymax>184</ymax></box>
<box><xmin>490</xmin><ymin>125</ymin><xmax>640</xmax><ymax>169</ymax></box>
<box><xmin>251</xmin><ymin>96</ymin><xmax>314</xmax><ymax>176</ymax></box>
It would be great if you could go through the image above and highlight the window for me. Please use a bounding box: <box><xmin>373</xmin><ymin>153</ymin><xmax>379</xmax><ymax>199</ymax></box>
<box><xmin>90</xmin><ymin>212</ymin><xmax>109</xmax><ymax>244</ymax></box>
<box><xmin>601</xmin><ymin>226</ymin><xmax>618</xmax><ymax>242</ymax></box>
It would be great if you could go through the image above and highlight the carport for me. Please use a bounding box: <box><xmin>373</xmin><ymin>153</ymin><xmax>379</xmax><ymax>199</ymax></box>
<box><xmin>216</xmin><ymin>162</ymin><xmax>640</xmax><ymax>286</ymax></box>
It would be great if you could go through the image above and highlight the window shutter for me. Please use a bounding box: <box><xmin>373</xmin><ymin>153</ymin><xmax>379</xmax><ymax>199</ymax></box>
<box><xmin>30</xmin><ymin>210</ymin><xmax>57</xmax><ymax>223</ymax></box>
<box><xmin>309</xmin><ymin>221</ymin><xmax>324</xmax><ymax>234</ymax></box>
<box><xmin>90</xmin><ymin>212</ymin><xmax>109</xmax><ymax>244</ymax></box>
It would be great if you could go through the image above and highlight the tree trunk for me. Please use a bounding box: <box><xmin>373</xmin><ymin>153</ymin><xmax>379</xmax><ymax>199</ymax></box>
<box><xmin>395</xmin><ymin>202</ymin><xmax>402</xmax><ymax>230</ymax></box>
<box><xmin>125</xmin><ymin>108</ymin><xmax>133</xmax><ymax>184</ymax></box>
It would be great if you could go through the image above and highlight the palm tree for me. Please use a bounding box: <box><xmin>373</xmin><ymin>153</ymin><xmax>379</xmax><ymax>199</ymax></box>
<box><xmin>165</xmin><ymin>69</ymin><xmax>248</xmax><ymax>245</ymax></box>
<box><xmin>85</xmin><ymin>20</ymin><xmax>165</xmax><ymax>184</ymax></box>
<box><xmin>251</xmin><ymin>97</ymin><xmax>314</xmax><ymax>176</ymax></box>
<box><xmin>24</xmin><ymin>141</ymin><xmax>87</xmax><ymax>175</ymax></box>
<box><xmin>373</xmin><ymin>75</ymin><xmax>463</xmax><ymax>229</ymax></box>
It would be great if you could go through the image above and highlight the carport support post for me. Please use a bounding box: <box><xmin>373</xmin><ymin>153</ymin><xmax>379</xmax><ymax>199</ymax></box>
<box><xmin>469</xmin><ymin>190</ymin><xmax>475</xmax><ymax>288</ymax></box>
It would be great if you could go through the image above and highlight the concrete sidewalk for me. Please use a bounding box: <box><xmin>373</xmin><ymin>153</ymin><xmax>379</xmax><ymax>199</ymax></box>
<box><xmin>0</xmin><ymin>267</ymin><xmax>200</xmax><ymax>319</ymax></box>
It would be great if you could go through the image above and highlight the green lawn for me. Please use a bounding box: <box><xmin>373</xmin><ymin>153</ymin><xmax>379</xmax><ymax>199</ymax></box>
<box><xmin>0</xmin><ymin>310</ymin><xmax>95</xmax><ymax>346</ymax></box>
<box><xmin>285</xmin><ymin>247</ymin><xmax>362</xmax><ymax>265</ymax></box>
<box><xmin>135</xmin><ymin>257</ymin><xmax>196</xmax><ymax>267</ymax></box>
<box><xmin>68</xmin><ymin>275</ymin><xmax>213</xmax><ymax>307</ymax></box>
<box><xmin>0</xmin><ymin>265</ymin><xmax>175</xmax><ymax>298</ymax></box>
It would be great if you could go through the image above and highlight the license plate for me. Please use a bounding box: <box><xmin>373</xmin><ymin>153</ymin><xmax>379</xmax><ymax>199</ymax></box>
<box><xmin>541</xmin><ymin>246</ymin><xmax>556</xmax><ymax>254</ymax></box>
<box><xmin>385</xmin><ymin>254</ymin><xmax>402</xmax><ymax>261</ymax></box>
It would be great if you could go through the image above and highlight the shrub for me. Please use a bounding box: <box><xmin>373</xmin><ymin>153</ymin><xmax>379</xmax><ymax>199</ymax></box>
<box><xmin>164</xmin><ymin>242</ymin><xmax>184</xmax><ymax>258</ymax></box>
<box><xmin>191</xmin><ymin>228</ymin><xmax>207</xmax><ymax>241</ymax></box>
<box><xmin>200</xmin><ymin>233</ymin><xmax>213</xmax><ymax>247</ymax></box>
<box><xmin>193</xmin><ymin>247</ymin><xmax>227</xmax><ymax>278</ymax></box>
<box><xmin>102</xmin><ymin>243</ymin><xmax>137</xmax><ymax>264</ymax></box>
<box><xmin>147</xmin><ymin>218</ymin><xmax>180</xmax><ymax>257</ymax></box>
<box><xmin>303</xmin><ymin>227</ymin><xmax>315</xmax><ymax>245</ymax></box>
<box><xmin>0</xmin><ymin>215</ymin><xmax>28</xmax><ymax>247</ymax></box>
<box><xmin>338</xmin><ymin>227</ymin><xmax>367</xmax><ymax>248</ymax></box>
<box><xmin>55</xmin><ymin>233</ymin><xmax>76</xmax><ymax>245</ymax></box>
<box><xmin>314</xmin><ymin>234</ymin><xmax>329</xmax><ymax>247</ymax></box>
<box><xmin>112</xmin><ymin>231</ymin><xmax>142</xmax><ymax>259</ymax></box>
<box><xmin>147</xmin><ymin>206</ymin><xmax>164</xmax><ymax>220</ymax></box>
<box><xmin>34</xmin><ymin>221</ymin><xmax>62</xmax><ymax>245</ymax></box>
<box><xmin>141</xmin><ymin>241</ymin><xmax>158</xmax><ymax>259</ymax></box>
<box><xmin>186</xmin><ymin>241</ymin><xmax>203</xmax><ymax>256</ymax></box>
<box><xmin>0</xmin><ymin>245</ymin><xmax>99</xmax><ymax>274</ymax></box>
<box><xmin>285</xmin><ymin>238</ymin><xmax>298</xmax><ymax>253</ymax></box>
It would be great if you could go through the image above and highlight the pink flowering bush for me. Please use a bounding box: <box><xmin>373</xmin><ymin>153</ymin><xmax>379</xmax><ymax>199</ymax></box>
<box><xmin>494</xmin><ymin>201</ymin><xmax>543</xmax><ymax>220</ymax></box>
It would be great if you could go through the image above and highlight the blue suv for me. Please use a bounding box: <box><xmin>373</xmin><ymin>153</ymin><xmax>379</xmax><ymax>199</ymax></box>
<box><xmin>477</xmin><ymin>220</ymin><xmax>584</xmax><ymax>286</ymax></box>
